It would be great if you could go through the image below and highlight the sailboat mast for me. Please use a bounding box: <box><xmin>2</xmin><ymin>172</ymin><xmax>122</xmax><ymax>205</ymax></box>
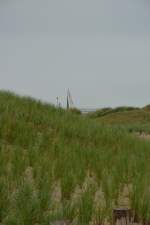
<box><xmin>67</xmin><ymin>91</ymin><xmax>69</xmax><ymax>109</ymax></box>
<box><xmin>67</xmin><ymin>89</ymin><xmax>74</xmax><ymax>109</ymax></box>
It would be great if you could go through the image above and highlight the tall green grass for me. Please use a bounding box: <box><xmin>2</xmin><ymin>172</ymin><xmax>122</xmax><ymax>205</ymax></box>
<box><xmin>0</xmin><ymin>91</ymin><xmax>150</xmax><ymax>224</ymax></box>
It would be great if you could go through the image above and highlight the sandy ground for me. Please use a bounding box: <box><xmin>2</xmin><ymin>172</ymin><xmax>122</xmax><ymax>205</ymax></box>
<box><xmin>134</xmin><ymin>132</ymin><xmax>150</xmax><ymax>140</ymax></box>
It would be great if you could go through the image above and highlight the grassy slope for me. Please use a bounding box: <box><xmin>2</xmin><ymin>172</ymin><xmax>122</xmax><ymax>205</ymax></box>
<box><xmin>88</xmin><ymin>108</ymin><xmax>150</xmax><ymax>133</ymax></box>
<box><xmin>1</xmin><ymin>92</ymin><xmax>150</xmax><ymax>224</ymax></box>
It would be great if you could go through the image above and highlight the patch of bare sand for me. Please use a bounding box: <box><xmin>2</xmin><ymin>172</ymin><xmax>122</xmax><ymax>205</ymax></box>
<box><xmin>117</xmin><ymin>184</ymin><xmax>132</xmax><ymax>208</ymax></box>
<box><xmin>134</xmin><ymin>132</ymin><xmax>150</xmax><ymax>140</ymax></box>
<box><xmin>51</xmin><ymin>181</ymin><xmax>62</xmax><ymax>210</ymax></box>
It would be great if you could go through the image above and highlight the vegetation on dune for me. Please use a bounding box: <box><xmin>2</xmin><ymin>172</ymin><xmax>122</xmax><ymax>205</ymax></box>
<box><xmin>88</xmin><ymin>106</ymin><xmax>150</xmax><ymax>134</ymax></box>
<box><xmin>67</xmin><ymin>108</ymin><xmax>82</xmax><ymax>115</ymax></box>
<box><xmin>87</xmin><ymin>106</ymin><xmax>140</xmax><ymax>119</ymax></box>
<box><xmin>0</xmin><ymin>91</ymin><xmax>150</xmax><ymax>224</ymax></box>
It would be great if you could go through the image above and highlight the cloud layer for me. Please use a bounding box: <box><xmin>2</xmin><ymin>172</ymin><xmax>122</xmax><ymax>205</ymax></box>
<box><xmin>0</xmin><ymin>0</ymin><xmax>150</xmax><ymax>108</ymax></box>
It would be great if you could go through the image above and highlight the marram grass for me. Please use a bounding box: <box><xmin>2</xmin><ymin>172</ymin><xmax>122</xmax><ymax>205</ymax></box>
<box><xmin>0</xmin><ymin>91</ymin><xmax>150</xmax><ymax>224</ymax></box>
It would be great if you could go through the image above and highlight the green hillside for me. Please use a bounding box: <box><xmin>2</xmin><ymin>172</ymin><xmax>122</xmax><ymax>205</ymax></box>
<box><xmin>0</xmin><ymin>91</ymin><xmax>150</xmax><ymax>225</ymax></box>
<box><xmin>88</xmin><ymin>107</ymin><xmax>150</xmax><ymax>134</ymax></box>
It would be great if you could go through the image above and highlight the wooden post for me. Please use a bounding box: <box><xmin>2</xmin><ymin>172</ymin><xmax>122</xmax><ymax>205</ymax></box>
<box><xmin>113</xmin><ymin>208</ymin><xmax>132</xmax><ymax>225</ymax></box>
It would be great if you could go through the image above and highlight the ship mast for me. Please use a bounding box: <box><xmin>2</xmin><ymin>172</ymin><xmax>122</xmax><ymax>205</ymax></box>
<box><xmin>67</xmin><ymin>89</ymin><xmax>74</xmax><ymax>109</ymax></box>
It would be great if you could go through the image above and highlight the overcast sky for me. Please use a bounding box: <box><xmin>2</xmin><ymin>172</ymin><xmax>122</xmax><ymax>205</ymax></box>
<box><xmin>0</xmin><ymin>0</ymin><xmax>150</xmax><ymax>108</ymax></box>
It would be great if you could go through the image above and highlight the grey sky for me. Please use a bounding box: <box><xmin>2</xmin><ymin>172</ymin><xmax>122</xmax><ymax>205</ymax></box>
<box><xmin>0</xmin><ymin>0</ymin><xmax>150</xmax><ymax>108</ymax></box>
